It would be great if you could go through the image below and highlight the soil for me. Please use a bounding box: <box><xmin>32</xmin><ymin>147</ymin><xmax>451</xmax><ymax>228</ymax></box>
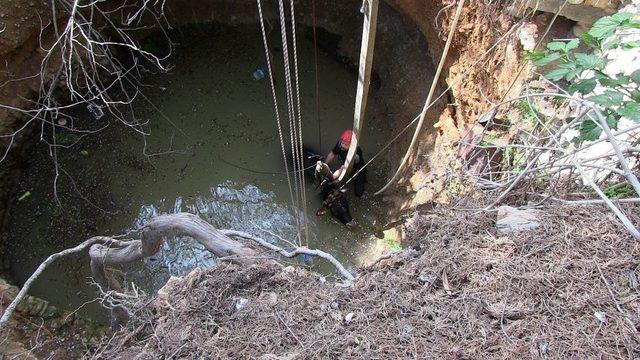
<box><xmin>91</xmin><ymin>201</ymin><xmax>640</xmax><ymax>359</ymax></box>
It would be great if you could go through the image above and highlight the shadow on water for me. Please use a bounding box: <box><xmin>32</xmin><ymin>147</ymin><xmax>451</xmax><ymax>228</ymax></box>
<box><xmin>5</xmin><ymin>22</ymin><xmax>394</xmax><ymax>321</ymax></box>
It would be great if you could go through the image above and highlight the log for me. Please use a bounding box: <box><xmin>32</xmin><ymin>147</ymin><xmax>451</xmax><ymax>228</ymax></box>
<box><xmin>89</xmin><ymin>213</ymin><xmax>260</xmax><ymax>297</ymax></box>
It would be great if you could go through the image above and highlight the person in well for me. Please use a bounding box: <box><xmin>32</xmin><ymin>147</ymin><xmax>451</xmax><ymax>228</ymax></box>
<box><xmin>324</xmin><ymin>129</ymin><xmax>367</xmax><ymax>197</ymax></box>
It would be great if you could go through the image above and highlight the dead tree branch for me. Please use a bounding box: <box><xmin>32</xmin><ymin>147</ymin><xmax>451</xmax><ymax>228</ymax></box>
<box><xmin>1</xmin><ymin>213</ymin><xmax>354</xmax><ymax>326</ymax></box>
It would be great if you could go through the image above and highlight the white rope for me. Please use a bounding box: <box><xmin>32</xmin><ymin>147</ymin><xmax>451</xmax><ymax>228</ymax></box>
<box><xmin>256</xmin><ymin>0</ymin><xmax>297</xmax><ymax>222</ymax></box>
<box><xmin>276</xmin><ymin>0</ymin><xmax>305</xmax><ymax>246</ymax></box>
<box><xmin>288</xmin><ymin>0</ymin><xmax>309</xmax><ymax>246</ymax></box>
<box><xmin>375</xmin><ymin>0</ymin><xmax>465</xmax><ymax>195</ymax></box>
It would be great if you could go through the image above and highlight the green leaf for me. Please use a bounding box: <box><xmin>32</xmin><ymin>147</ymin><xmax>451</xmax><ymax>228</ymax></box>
<box><xmin>565</xmin><ymin>39</ymin><xmax>580</xmax><ymax>51</ymax></box>
<box><xmin>617</xmin><ymin>102</ymin><xmax>640</xmax><ymax>121</ymax></box>
<box><xmin>588</xmin><ymin>91</ymin><xmax>624</xmax><ymax>107</ymax></box>
<box><xmin>568</xmin><ymin>78</ymin><xmax>597</xmax><ymax>94</ymax></box>
<box><xmin>631</xmin><ymin>70</ymin><xmax>640</xmax><ymax>84</ymax></box>
<box><xmin>600</xmin><ymin>73</ymin><xmax>631</xmax><ymax>87</ymax></box>
<box><xmin>589</xmin><ymin>16</ymin><xmax>619</xmax><ymax>39</ymax></box>
<box><xmin>611</xmin><ymin>12</ymin><xmax>632</xmax><ymax>24</ymax></box>
<box><xmin>623</xmin><ymin>40</ymin><xmax>640</xmax><ymax>49</ymax></box>
<box><xmin>547</xmin><ymin>42</ymin><xmax>567</xmax><ymax>51</ymax></box>
<box><xmin>630</xmin><ymin>90</ymin><xmax>640</xmax><ymax>103</ymax></box>
<box><xmin>574</xmin><ymin>53</ymin><xmax>602</xmax><ymax>69</ymax></box>
<box><xmin>579</xmin><ymin>32</ymin><xmax>600</xmax><ymax>48</ymax></box>
<box><xmin>535</xmin><ymin>52</ymin><xmax>563</xmax><ymax>66</ymax></box>
<box><xmin>579</xmin><ymin>119</ymin><xmax>602</xmax><ymax>141</ymax></box>
<box><xmin>606</xmin><ymin>112</ymin><xmax>620</xmax><ymax>130</ymax></box>
<box><xmin>546</xmin><ymin>67</ymin><xmax>571</xmax><ymax>81</ymax></box>
<box><xmin>603</xmin><ymin>38</ymin><xmax>620</xmax><ymax>50</ymax></box>
<box><xmin>565</xmin><ymin>69</ymin><xmax>581</xmax><ymax>81</ymax></box>
<box><xmin>525</xmin><ymin>50</ymin><xmax>547</xmax><ymax>61</ymax></box>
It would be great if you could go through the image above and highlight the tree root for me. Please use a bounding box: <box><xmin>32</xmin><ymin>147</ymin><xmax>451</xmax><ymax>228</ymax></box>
<box><xmin>0</xmin><ymin>213</ymin><xmax>355</xmax><ymax>328</ymax></box>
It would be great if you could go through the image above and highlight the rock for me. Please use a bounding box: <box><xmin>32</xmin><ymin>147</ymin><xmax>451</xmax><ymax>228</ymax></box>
<box><xmin>344</xmin><ymin>312</ymin><xmax>355</xmax><ymax>323</ymax></box>
<box><xmin>518</xmin><ymin>22</ymin><xmax>538</xmax><ymax>51</ymax></box>
<box><xmin>157</xmin><ymin>276</ymin><xmax>183</xmax><ymax>301</ymax></box>
<box><xmin>235</xmin><ymin>297</ymin><xmax>248</xmax><ymax>311</ymax></box>
<box><xmin>507</xmin><ymin>0</ymin><xmax>621</xmax><ymax>27</ymax></box>
<box><xmin>496</xmin><ymin>206</ymin><xmax>541</xmax><ymax>235</ymax></box>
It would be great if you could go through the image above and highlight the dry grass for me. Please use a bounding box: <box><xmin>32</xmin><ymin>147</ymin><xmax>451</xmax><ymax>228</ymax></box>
<box><xmin>92</xmin><ymin>202</ymin><xmax>640</xmax><ymax>359</ymax></box>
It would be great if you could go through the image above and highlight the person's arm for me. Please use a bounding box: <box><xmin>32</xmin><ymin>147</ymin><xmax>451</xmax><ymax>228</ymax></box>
<box><xmin>331</xmin><ymin>152</ymin><xmax>360</xmax><ymax>182</ymax></box>
<box><xmin>325</xmin><ymin>150</ymin><xmax>336</xmax><ymax>165</ymax></box>
<box><xmin>332</xmin><ymin>165</ymin><xmax>346</xmax><ymax>182</ymax></box>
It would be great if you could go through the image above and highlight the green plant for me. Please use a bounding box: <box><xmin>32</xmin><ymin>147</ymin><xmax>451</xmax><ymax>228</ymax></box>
<box><xmin>604</xmin><ymin>183</ymin><xmax>635</xmax><ymax>199</ymax></box>
<box><xmin>503</xmin><ymin>146</ymin><xmax>526</xmax><ymax>173</ymax></box>
<box><xmin>527</xmin><ymin>12</ymin><xmax>640</xmax><ymax>142</ymax></box>
<box><xmin>384</xmin><ymin>232</ymin><xmax>402</xmax><ymax>251</ymax></box>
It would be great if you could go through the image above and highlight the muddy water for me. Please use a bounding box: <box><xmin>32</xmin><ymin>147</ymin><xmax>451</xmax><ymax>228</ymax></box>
<box><xmin>5</xmin><ymin>23</ymin><xmax>395</xmax><ymax>320</ymax></box>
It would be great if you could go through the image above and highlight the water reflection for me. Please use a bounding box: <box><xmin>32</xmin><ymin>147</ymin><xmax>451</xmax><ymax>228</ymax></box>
<box><xmin>132</xmin><ymin>181</ymin><xmax>315</xmax><ymax>291</ymax></box>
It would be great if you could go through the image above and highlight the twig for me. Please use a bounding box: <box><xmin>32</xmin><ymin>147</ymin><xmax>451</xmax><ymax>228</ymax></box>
<box><xmin>0</xmin><ymin>236</ymin><xmax>121</xmax><ymax>328</ymax></box>
<box><xmin>574</xmin><ymin>162</ymin><xmax>640</xmax><ymax>241</ymax></box>
<box><xmin>222</xmin><ymin>230</ymin><xmax>356</xmax><ymax>281</ymax></box>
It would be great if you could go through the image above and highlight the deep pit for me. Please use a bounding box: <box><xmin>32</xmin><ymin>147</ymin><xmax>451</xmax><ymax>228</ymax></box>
<box><xmin>1</xmin><ymin>2</ymin><xmax>437</xmax><ymax>320</ymax></box>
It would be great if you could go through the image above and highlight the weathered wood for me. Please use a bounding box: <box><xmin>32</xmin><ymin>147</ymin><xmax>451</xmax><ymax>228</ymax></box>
<box><xmin>339</xmin><ymin>0</ymin><xmax>379</xmax><ymax>181</ymax></box>
<box><xmin>89</xmin><ymin>213</ymin><xmax>259</xmax><ymax>291</ymax></box>
<box><xmin>1</xmin><ymin>213</ymin><xmax>356</xmax><ymax>326</ymax></box>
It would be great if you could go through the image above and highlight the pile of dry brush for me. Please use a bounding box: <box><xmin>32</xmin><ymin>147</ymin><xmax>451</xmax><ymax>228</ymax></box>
<box><xmin>92</xmin><ymin>201</ymin><xmax>640</xmax><ymax>359</ymax></box>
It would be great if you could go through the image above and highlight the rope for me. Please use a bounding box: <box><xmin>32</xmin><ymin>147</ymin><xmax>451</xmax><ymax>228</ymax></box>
<box><xmin>375</xmin><ymin>0</ymin><xmax>465</xmax><ymax>195</ymax></box>
<box><xmin>289</xmin><ymin>0</ymin><xmax>310</xmax><ymax>246</ymax></box>
<box><xmin>339</xmin><ymin>17</ymin><xmax>524</xmax><ymax>190</ymax></box>
<box><xmin>277</xmin><ymin>0</ymin><xmax>306</xmax><ymax>246</ymax></box>
<box><xmin>277</xmin><ymin>0</ymin><xmax>301</xmax><ymax>213</ymax></box>
<box><xmin>311</xmin><ymin>0</ymin><xmax>322</xmax><ymax>153</ymax></box>
<box><xmin>255</xmin><ymin>0</ymin><xmax>297</xmax><ymax>220</ymax></box>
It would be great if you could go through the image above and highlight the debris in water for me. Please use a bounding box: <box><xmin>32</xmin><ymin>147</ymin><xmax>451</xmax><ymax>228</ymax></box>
<box><xmin>252</xmin><ymin>67</ymin><xmax>267</xmax><ymax>80</ymax></box>
<box><xmin>86</xmin><ymin>102</ymin><xmax>104</xmax><ymax>120</ymax></box>
<box><xmin>18</xmin><ymin>191</ymin><xmax>31</xmax><ymax>201</ymax></box>
<box><xmin>299</xmin><ymin>253</ymin><xmax>314</xmax><ymax>267</ymax></box>
<box><xmin>80</xmin><ymin>150</ymin><xmax>89</xmax><ymax>157</ymax></box>
<box><xmin>330</xmin><ymin>300</ymin><xmax>339</xmax><ymax>310</ymax></box>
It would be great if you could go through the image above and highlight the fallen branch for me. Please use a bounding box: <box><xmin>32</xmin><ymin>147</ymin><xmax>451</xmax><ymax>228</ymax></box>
<box><xmin>221</xmin><ymin>229</ymin><xmax>356</xmax><ymax>281</ymax></box>
<box><xmin>1</xmin><ymin>213</ymin><xmax>355</xmax><ymax>327</ymax></box>
<box><xmin>0</xmin><ymin>236</ymin><xmax>123</xmax><ymax>328</ymax></box>
<box><xmin>574</xmin><ymin>162</ymin><xmax>640</xmax><ymax>241</ymax></box>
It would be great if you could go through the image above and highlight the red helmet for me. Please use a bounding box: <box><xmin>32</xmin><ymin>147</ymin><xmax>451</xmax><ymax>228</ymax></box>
<box><xmin>339</xmin><ymin>129</ymin><xmax>353</xmax><ymax>147</ymax></box>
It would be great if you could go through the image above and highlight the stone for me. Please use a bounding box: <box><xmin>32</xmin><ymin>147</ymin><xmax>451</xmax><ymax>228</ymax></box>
<box><xmin>157</xmin><ymin>275</ymin><xmax>183</xmax><ymax>300</ymax></box>
<box><xmin>507</xmin><ymin>0</ymin><xmax>621</xmax><ymax>26</ymax></box>
<box><xmin>496</xmin><ymin>206</ymin><xmax>541</xmax><ymax>235</ymax></box>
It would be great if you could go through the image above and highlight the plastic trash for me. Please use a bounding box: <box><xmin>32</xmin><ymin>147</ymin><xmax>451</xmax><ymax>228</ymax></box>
<box><xmin>299</xmin><ymin>253</ymin><xmax>314</xmax><ymax>267</ymax></box>
<box><xmin>252</xmin><ymin>67</ymin><xmax>267</xmax><ymax>80</ymax></box>
<box><xmin>86</xmin><ymin>102</ymin><xmax>104</xmax><ymax>120</ymax></box>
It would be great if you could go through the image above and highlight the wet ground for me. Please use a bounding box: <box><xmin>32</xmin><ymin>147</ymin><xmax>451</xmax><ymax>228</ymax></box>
<box><xmin>4</xmin><ymin>23</ymin><xmax>396</xmax><ymax>320</ymax></box>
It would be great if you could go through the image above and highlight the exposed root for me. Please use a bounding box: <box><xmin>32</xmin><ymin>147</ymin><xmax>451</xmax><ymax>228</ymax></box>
<box><xmin>92</xmin><ymin>203</ymin><xmax>640</xmax><ymax>359</ymax></box>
